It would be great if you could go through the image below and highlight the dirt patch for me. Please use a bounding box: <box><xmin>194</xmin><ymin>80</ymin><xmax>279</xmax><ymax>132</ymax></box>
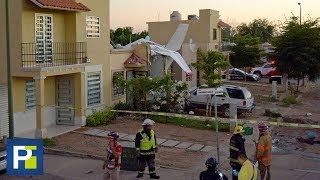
<box><xmin>98</xmin><ymin>116</ymin><xmax>231</xmax><ymax>146</ymax></box>
<box><xmin>272</xmin><ymin>127</ymin><xmax>320</xmax><ymax>154</ymax></box>
<box><xmin>51</xmin><ymin>133</ymin><xmax>207</xmax><ymax>169</ymax></box>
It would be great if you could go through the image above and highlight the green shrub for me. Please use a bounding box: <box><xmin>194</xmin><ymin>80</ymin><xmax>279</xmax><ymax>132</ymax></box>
<box><xmin>43</xmin><ymin>138</ymin><xmax>56</xmax><ymax>147</ymax></box>
<box><xmin>149</xmin><ymin>115</ymin><xmax>230</xmax><ymax>132</ymax></box>
<box><xmin>113</xmin><ymin>102</ymin><xmax>131</xmax><ymax>110</ymax></box>
<box><xmin>86</xmin><ymin>109</ymin><xmax>117</xmax><ymax>127</ymax></box>
<box><xmin>282</xmin><ymin>95</ymin><xmax>299</xmax><ymax>107</ymax></box>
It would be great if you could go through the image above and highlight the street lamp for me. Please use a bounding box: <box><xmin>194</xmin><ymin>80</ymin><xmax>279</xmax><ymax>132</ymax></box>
<box><xmin>298</xmin><ymin>2</ymin><xmax>302</xmax><ymax>25</ymax></box>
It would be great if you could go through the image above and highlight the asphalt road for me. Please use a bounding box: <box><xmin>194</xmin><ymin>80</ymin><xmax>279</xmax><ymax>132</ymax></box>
<box><xmin>1</xmin><ymin>153</ymin><xmax>320</xmax><ymax>180</ymax></box>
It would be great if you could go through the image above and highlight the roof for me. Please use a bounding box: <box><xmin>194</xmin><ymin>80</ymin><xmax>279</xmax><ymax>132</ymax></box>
<box><xmin>124</xmin><ymin>53</ymin><xmax>147</xmax><ymax>68</ymax></box>
<box><xmin>218</xmin><ymin>20</ymin><xmax>231</xmax><ymax>29</ymax></box>
<box><xmin>30</xmin><ymin>0</ymin><xmax>90</xmax><ymax>12</ymax></box>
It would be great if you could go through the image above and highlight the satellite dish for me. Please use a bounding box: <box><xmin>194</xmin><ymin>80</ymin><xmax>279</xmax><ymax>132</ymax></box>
<box><xmin>145</xmin><ymin>36</ymin><xmax>151</xmax><ymax>41</ymax></box>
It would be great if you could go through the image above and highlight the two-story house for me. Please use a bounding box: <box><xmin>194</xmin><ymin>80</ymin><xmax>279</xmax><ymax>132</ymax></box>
<box><xmin>0</xmin><ymin>0</ymin><xmax>113</xmax><ymax>139</ymax></box>
<box><xmin>148</xmin><ymin>9</ymin><xmax>231</xmax><ymax>87</ymax></box>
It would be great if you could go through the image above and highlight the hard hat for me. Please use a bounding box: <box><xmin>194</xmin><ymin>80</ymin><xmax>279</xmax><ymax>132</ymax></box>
<box><xmin>258</xmin><ymin>122</ymin><xmax>268</xmax><ymax>132</ymax></box>
<box><xmin>234</xmin><ymin>125</ymin><xmax>245</xmax><ymax>134</ymax></box>
<box><xmin>205</xmin><ymin>157</ymin><xmax>218</xmax><ymax>168</ymax></box>
<box><xmin>142</xmin><ymin>119</ymin><xmax>155</xmax><ymax>126</ymax></box>
<box><xmin>107</xmin><ymin>131</ymin><xmax>119</xmax><ymax>140</ymax></box>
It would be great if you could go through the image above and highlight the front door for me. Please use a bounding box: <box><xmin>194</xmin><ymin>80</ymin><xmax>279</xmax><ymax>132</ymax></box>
<box><xmin>56</xmin><ymin>77</ymin><xmax>75</xmax><ymax>125</ymax></box>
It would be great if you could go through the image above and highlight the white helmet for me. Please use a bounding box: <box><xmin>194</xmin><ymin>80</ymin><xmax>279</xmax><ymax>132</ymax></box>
<box><xmin>142</xmin><ymin>119</ymin><xmax>155</xmax><ymax>126</ymax></box>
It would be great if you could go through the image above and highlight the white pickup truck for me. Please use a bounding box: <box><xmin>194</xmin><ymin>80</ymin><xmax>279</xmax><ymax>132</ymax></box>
<box><xmin>185</xmin><ymin>85</ymin><xmax>255</xmax><ymax>117</ymax></box>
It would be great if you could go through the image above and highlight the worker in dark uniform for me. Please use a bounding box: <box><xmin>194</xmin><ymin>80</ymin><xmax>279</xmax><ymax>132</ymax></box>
<box><xmin>135</xmin><ymin>119</ymin><xmax>160</xmax><ymax>179</ymax></box>
<box><xmin>200</xmin><ymin>157</ymin><xmax>228</xmax><ymax>180</ymax></box>
<box><xmin>230</xmin><ymin>125</ymin><xmax>246</xmax><ymax>180</ymax></box>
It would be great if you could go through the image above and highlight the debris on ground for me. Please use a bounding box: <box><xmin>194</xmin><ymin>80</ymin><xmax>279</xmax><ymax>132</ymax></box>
<box><xmin>84</xmin><ymin>170</ymin><xmax>93</xmax><ymax>174</ymax></box>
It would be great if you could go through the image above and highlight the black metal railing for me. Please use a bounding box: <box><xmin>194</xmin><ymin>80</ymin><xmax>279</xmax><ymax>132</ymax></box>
<box><xmin>22</xmin><ymin>42</ymin><xmax>88</xmax><ymax>68</ymax></box>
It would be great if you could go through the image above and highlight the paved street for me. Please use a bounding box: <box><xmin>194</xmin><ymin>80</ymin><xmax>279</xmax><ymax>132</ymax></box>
<box><xmin>1</xmin><ymin>153</ymin><xmax>320</xmax><ymax>180</ymax></box>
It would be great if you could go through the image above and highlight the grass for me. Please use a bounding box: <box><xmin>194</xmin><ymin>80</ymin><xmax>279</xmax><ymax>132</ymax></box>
<box><xmin>149</xmin><ymin>115</ymin><xmax>230</xmax><ymax>132</ymax></box>
<box><xmin>282</xmin><ymin>95</ymin><xmax>299</xmax><ymax>107</ymax></box>
<box><xmin>264</xmin><ymin>109</ymin><xmax>282</xmax><ymax>118</ymax></box>
<box><xmin>43</xmin><ymin>138</ymin><xmax>56</xmax><ymax>147</ymax></box>
<box><xmin>255</xmin><ymin>95</ymin><xmax>279</xmax><ymax>103</ymax></box>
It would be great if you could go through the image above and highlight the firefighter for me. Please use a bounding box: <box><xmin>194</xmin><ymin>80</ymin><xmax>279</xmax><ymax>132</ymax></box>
<box><xmin>255</xmin><ymin>122</ymin><xmax>272</xmax><ymax>180</ymax></box>
<box><xmin>229</xmin><ymin>125</ymin><xmax>246</xmax><ymax>180</ymax></box>
<box><xmin>102</xmin><ymin>131</ymin><xmax>122</xmax><ymax>180</ymax></box>
<box><xmin>135</xmin><ymin>119</ymin><xmax>160</xmax><ymax>179</ymax></box>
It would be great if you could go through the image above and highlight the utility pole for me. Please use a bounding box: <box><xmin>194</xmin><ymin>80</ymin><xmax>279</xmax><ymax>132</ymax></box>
<box><xmin>6</xmin><ymin>0</ymin><xmax>14</xmax><ymax>138</ymax></box>
<box><xmin>298</xmin><ymin>2</ymin><xmax>302</xmax><ymax>25</ymax></box>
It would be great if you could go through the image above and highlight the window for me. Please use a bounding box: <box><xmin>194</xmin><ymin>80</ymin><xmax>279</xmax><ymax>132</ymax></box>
<box><xmin>26</xmin><ymin>80</ymin><xmax>36</xmax><ymax>110</ymax></box>
<box><xmin>86</xmin><ymin>16</ymin><xmax>100</xmax><ymax>38</ymax></box>
<box><xmin>87</xmin><ymin>73</ymin><xmax>101</xmax><ymax>106</ymax></box>
<box><xmin>35</xmin><ymin>14</ymin><xmax>53</xmax><ymax>63</ymax></box>
<box><xmin>113</xmin><ymin>71</ymin><xmax>125</xmax><ymax>97</ymax></box>
<box><xmin>226</xmin><ymin>88</ymin><xmax>245</xmax><ymax>99</ymax></box>
<box><xmin>213</xmin><ymin>28</ymin><xmax>217</xmax><ymax>40</ymax></box>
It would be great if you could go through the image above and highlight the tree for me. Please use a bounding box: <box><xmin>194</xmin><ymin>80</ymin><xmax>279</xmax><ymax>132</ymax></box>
<box><xmin>192</xmin><ymin>49</ymin><xmax>230</xmax><ymax>116</ymax></box>
<box><xmin>236</xmin><ymin>18</ymin><xmax>276</xmax><ymax>43</ymax></box>
<box><xmin>110</xmin><ymin>27</ymin><xmax>148</xmax><ymax>46</ymax></box>
<box><xmin>272</xmin><ymin>17</ymin><xmax>320</xmax><ymax>90</ymax></box>
<box><xmin>230</xmin><ymin>37</ymin><xmax>262</xmax><ymax>80</ymax></box>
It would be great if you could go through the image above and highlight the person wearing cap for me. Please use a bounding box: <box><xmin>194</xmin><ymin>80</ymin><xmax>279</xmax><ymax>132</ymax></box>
<box><xmin>135</xmin><ymin>118</ymin><xmax>160</xmax><ymax>179</ymax></box>
<box><xmin>229</xmin><ymin>125</ymin><xmax>246</xmax><ymax>180</ymax></box>
<box><xmin>254</xmin><ymin>122</ymin><xmax>272</xmax><ymax>180</ymax></box>
<box><xmin>103</xmin><ymin>131</ymin><xmax>122</xmax><ymax>180</ymax></box>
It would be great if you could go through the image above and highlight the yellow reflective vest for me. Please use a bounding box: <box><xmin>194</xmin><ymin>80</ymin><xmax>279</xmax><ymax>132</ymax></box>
<box><xmin>139</xmin><ymin>129</ymin><xmax>156</xmax><ymax>151</ymax></box>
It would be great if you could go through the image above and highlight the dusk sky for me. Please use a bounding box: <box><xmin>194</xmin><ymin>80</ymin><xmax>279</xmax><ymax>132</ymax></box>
<box><xmin>110</xmin><ymin>0</ymin><xmax>320</xmax><ymax>32</ymax></box>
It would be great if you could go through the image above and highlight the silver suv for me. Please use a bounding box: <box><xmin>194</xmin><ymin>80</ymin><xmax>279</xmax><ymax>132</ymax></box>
<box><xmin>186</xmin><ymin>85</ymin><xmax>255</xmax><ymax>117</ymax></box>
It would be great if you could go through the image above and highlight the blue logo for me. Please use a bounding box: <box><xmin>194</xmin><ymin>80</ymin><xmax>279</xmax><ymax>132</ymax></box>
<box><xmin>6</xmin><ymin>138</ymin><xmax>43</xmax><ymax>175</ymax></box>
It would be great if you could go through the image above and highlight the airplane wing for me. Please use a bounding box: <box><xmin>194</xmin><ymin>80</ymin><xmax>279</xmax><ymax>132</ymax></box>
<box><xmin>165</xmin><ymin>24</ymin><xmax>189</xmax><ymax>51</ymax></box>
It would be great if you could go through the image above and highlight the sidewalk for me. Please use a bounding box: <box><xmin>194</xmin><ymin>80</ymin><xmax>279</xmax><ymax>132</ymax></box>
<box><xmin>74</xmin><ymin>128</ymin><xmax>215</xmax><ymax>152</ymax></box>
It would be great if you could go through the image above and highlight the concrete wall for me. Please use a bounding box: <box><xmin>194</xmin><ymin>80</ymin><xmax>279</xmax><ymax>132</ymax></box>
<box><xmin>148</xmin><ymin>9</ymin><xmax>221</xmax><ymax>50</ymax></box>
<box><xmin>12</xmin><ymin>76</ymin><xmax>56</xmax><ymax>113</ymax></box>
<box><xmin>181</xmin><ymin>44</ymin><xmax>198</xmax><ymax>88</ymax></box>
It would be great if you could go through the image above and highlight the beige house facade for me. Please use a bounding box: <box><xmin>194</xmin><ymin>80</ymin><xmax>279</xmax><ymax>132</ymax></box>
<box><xmin>0</xmin><ymin>0</ymin><xmax>119</xmax><ymax>139</ymax></box>
<box><xmin>148</xmin><ymin>9</ymin><xmax>230</xmax><ymax>86</ymax></box>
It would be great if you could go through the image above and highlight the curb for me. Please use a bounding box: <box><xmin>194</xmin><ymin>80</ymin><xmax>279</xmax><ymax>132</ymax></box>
<box><xmin>44</xmin><ymin>147</ymin><xmax>104</xmax><ymax>160</ymax></box>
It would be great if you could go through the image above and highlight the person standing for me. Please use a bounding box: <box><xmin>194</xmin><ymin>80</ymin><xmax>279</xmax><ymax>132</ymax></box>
<box><xmin>135</xmin><ymin>119</ymin><xmax>160</xmax><ymax>179</ymax></box>
<box><xmin>230</xmin><ymin>125</ymin><xmax>246</xmax><ymax>180</ymax></box>
<box><xmin>237</xmin><ymin>153</ymin><xmax>257</xmax><ymax>180</ymax></box>
<box><xmin>103</xmin><ymin>131</ymin><xmax>122</xmax><ymax>180</ymax></box>
<box><xmin>255</xmin><ymin>122</ymin><xmax>272</xmax><ymax>180</ymax></box>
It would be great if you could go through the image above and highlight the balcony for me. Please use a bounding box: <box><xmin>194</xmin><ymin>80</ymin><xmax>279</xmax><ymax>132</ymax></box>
<box><xmin>22</xmin><ymin>42</ymin><xmax>88</xmax><ymax>68</ymax></box>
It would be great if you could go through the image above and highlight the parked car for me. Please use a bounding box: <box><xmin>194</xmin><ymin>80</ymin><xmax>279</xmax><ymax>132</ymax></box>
<box><xmin>0</xmin><ymin>146</ymin><xmax>6</xmax><ymax>172</ymax></box>
<box><xmin>250</xmin><ymin>62</ymin><xmax>281</xmax><ymax>77</ymax></box>
<box><xmin>185</xmin><ymin>85</ymin><xmax>255</xmax><ymax>117</ymax></box>
<box><xmin>222</xmin><ymin>68</ymin><xmax>260</xmax><ymax>81</ymax></box>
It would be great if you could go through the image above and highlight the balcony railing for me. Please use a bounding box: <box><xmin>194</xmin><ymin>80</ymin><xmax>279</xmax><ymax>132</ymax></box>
<box><xmin>22</xmin><ymin>42</ymin><xmax>88</xmax><ymax>68</ymax></box>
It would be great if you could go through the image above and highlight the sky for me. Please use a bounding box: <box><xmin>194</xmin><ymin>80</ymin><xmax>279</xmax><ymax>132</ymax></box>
<box><xmin>110</xmin><ymin>0</ymin><xmax>320</xmax><ymax>32</ymax></box>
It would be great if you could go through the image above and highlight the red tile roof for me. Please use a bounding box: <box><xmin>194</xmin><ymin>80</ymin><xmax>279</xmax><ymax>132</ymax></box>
<box><xmin>124</xmin><ymin>53</ymin><xmax>146</xmax><ymax>68</ymax></box>
<box><xmin>218</xmin><ymin>20</ymin><xmax>231</xmax><ymax>29</ymax></box>
<box><xmin>30</xmin><ymin>0</ymin><xmax>90</xmax><ymax>12</ymax></box>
